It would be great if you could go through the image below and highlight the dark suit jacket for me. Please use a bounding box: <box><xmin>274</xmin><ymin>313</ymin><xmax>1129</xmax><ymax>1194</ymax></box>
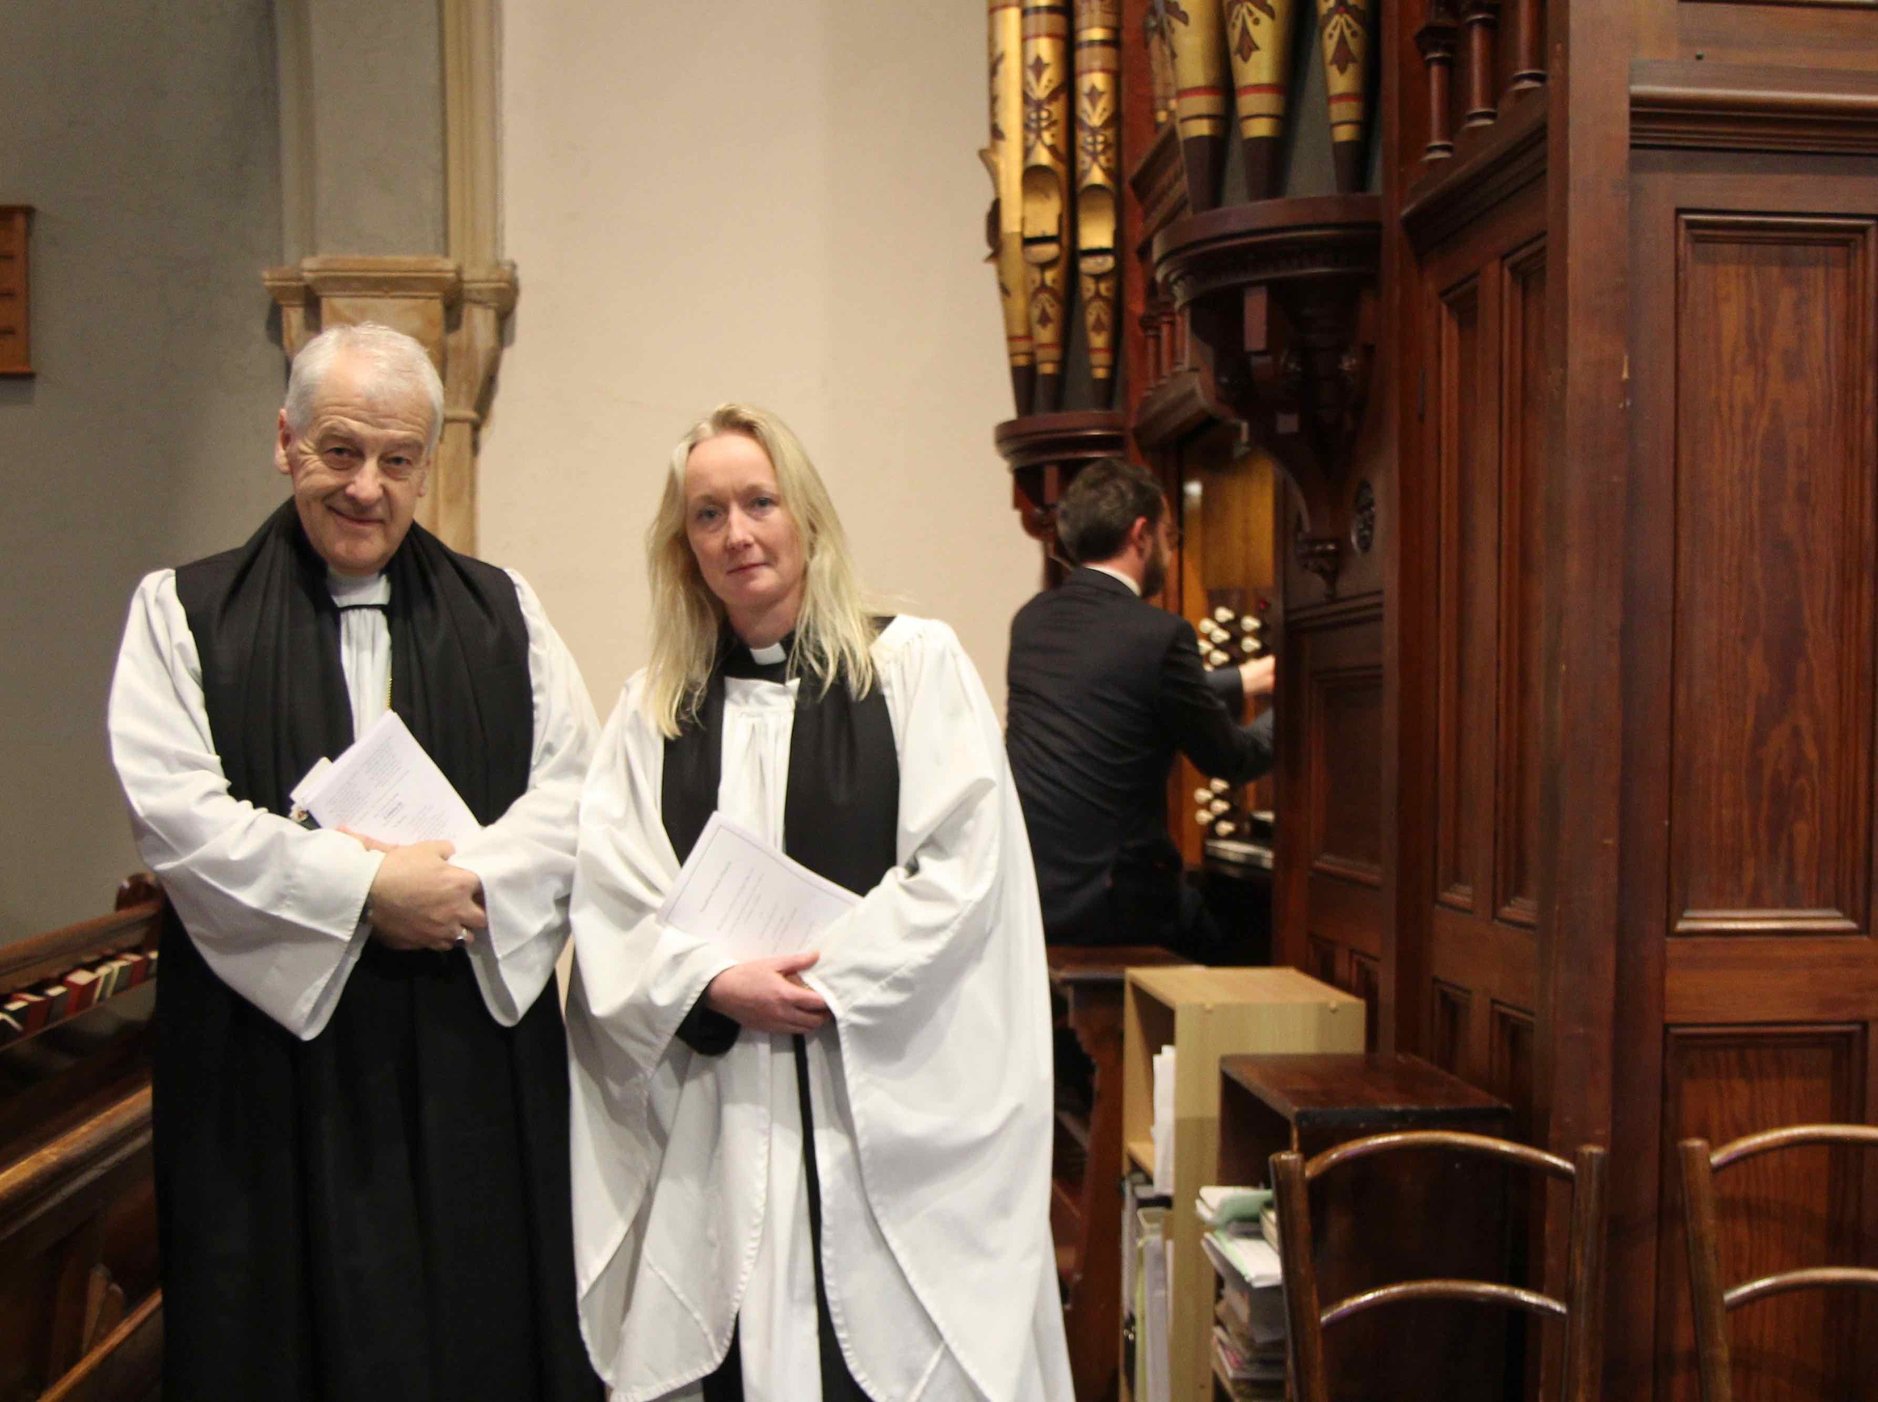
<box><xmin>1006</xmin><ymin>567</ymin><xmax>1274</xmax><ymax>944</ymax></box>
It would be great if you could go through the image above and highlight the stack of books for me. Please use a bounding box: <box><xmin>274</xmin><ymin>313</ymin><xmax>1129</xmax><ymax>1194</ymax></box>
<box><xmin>1197</xmin><ymin>1186</ymin><xmax>1287</xmax><ymax>1401</ymax></box>
<box><xmin>0</xmin><ymin>946</ymin><xmax>158</xmax><ymax>1047</ymax></box>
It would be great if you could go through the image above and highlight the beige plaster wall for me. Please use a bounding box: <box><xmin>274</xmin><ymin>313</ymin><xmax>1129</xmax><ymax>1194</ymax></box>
<box><xmin>484</xmin><ymin>1</ymin><xmax>1044</xmax><ymax>714</ymax></box>
<box><xmin>0</xmin><ymin>0</ymin><xmax>289</xmax><ymax>936</ymax></box>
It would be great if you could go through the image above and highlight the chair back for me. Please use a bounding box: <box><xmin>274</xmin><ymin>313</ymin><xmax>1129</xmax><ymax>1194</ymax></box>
<box><xmin>1678</xmin><ymin>1124</ymin><xmax>1878</xmax><ymax>1402</ymax></box>
<box><xmin>1271</xmin><ymin>1129</ymin><xmax>1607</xmax><ymax>1402</ymax></box>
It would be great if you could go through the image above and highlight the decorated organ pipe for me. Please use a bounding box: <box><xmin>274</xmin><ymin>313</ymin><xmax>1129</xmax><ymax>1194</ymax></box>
<box><xmin>1163</xmin><ymin>0</ymin><xmax>1231</xmax><ymax>211</ymax></box>
<box><xmin>1145</xmin><ymin>1</ymin><xmax>1178</xmax><ymax>128</ymax></box>
<box><xmin>1315</xmin><ymin>0</ymin><xmax>1373</xmax><ymax>193</ymax></box>
<box><xmin>1224</xmin><ymin>0</ymin><xmax>1301</xmax><ymax>199</ymax></box>
<box><xmin>985</xmin><ymin>0</ymin><xmax>1035</xmax><ymax>413</ymax></box>
<box><xmin>1021</xmin><ymin>0</ymin><xmax>1072</xmax><ymax>412</ymax></box>
<box><xmin>1074</xmin><ymin>0</ymin><xmax>1121</xmax><ymax>409</ymax></box>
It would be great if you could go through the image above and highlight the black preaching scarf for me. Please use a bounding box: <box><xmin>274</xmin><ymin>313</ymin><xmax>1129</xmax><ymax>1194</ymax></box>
<box><xmin>662</xmin><ymin>630</ymin><xmax>898</xmax><ymax>1402</ymax></box>
<box><xmin>159</xmin><ymin>500</ymin><xmax>598</xmax><ymax>1402</ymax></box>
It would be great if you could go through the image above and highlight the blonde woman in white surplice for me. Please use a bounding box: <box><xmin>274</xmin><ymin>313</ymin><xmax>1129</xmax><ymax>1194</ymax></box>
<box><xmin>565</xmin><ymin>405</ymin><xmax>1071</xmax><ymax>1402</ymax></box>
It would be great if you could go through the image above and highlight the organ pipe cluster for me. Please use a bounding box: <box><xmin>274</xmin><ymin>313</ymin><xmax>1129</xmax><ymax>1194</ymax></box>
<box><xmin>983</xmin><ymin>1</ymin><xmax>1122</xmax><ymax>415</ymax></box>
<box><xmin>1151</xmin><ymin>0</ymin><xmax>1373</xmax><ymax>203</ymax></box>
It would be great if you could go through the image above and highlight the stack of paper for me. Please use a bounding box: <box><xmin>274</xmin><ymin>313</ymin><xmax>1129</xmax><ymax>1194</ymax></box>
<box><xmin>1150</xmin><ymin>1045</ymin><xmax>1177</xmax><ymax>1195</ymax></box>
<box><xmin>290</xmin><ymin>712</ymin><xmax>478</xmax><ymax>845</ymax></box>
<box><xmin>656</xmin><ymin>813</ymin><xmax>860</xmax><ymax>960</ymax></box>
<box><xmin>1197</xmin><ymin>1185</ymin><xmax>1272</xmax><ymax>1229</ymax></box>
<box><xmin>1199</xmin><ymin>1186</ymin><xmax>1289</xmax><ymax>1400</ymax></box>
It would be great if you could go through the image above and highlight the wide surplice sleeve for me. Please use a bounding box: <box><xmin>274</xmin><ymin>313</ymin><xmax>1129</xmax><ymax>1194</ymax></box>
<box><xmin>563</xmin><ymin>677</ymin><xmax>755</xmax><ymax>1387</ymax></box>
<box><xmin>799</xmin><ymin>617</ymin><xmax>1068</xmax><ymax>1402</ymax></box>
<box><xmin>449</xmin><ymin>571</ymin><xmax>599</xmax><ymax>1025</ymax></box>
<box><xmin>108</xmin><ymin>571</ymin><xmax>383</xmax><ymax>1039</ymax></box>
<box><xmin>564</xmin><ymin>681</ymin><xmax>742</xmax><ymax>1075</ymax></box>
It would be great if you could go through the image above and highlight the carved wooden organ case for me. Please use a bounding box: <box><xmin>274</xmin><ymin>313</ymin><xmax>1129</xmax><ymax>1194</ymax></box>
<box><xmin>987</xmin><ymin>0</ymin><xmax>1383</xmax><ymax>951</ymax></box>
<box><xmin>988</xmin><ymin>0</ymin><xmax>1878</xmax><ymax>1395</ymax></box>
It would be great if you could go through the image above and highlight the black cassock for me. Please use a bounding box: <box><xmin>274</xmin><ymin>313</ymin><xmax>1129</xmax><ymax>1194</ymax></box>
<box><xmin>661</xmin><ymin>636</ymin><xmax>897</xmax><ymax>1402</ymax></box>
<box><xmin>157</xmin><ymin>503</ymin><xmax>598</xmax><ymax>1401</ymax></box>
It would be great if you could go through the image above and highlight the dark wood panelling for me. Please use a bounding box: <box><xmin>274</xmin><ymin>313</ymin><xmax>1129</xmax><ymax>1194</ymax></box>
<box><xmin>1282</xmin><ymin>605</ymin><xmax>1385</xmax><ymax>990</ymax></box>
<box><xmin>1404</xmin><ymin>180</ymin><xmax>1547</xmax><ymax>1138</ymax></box>
<box><xmin>1666</xmin><ymin>937</ymin><xmax>1878</xmax><ymax>1023</ymax></box>
<box><xmin>1669</xmin><ymin>214</ymin><xmax>1876</xmax><ymax>939</ymax></box>
<box><xmin>1431</xmin><ymin>908</ymin><xmax>1540</xmax><ymax>1013</ymax></box>
<box><xmin>1654</xmin><ymin>1026</ymin><xmax>1867</xmax><ymax>1402</ymax></box>
<box><xmin>1308</xmin><ymin>935</ymin><xmax>1341</xmax><ymax>987</ymax></box>
<box><xmin>1432</xmin><ymin>980</ymin><xmax>1473</xmax><ymax>1075</ymax></box>
<box><xmin>1489</xmin><ymin>1001</ymin><xmax>1538</xmax><ymax>1141</ymax></box>
<box><xmin>1349</xmin><ymin>950</ymin><xmax>1382</xmax><ymax>1050</ymax></box>
<box><xmin>1434</xmin><ymin>272</ymin><xmax>1493</xmax><ymax>914</ymax></box>
<box><xmin>1496</xmin><ymin>239</ymin><xmax>1547</xmax><ymax>927</ymax></box>
<box><xmin>1635</xmin><ymin>0</ymin><xmax>1878</xmax><ymax>70</ymax></box>
<box><xmin>1619</xmin><ymin>161</ymin><xmax>1878</xmax><ymax>1402</ymax></box>
<box><xmin>1305</xmin><ymin>873</ymin><xmax>1385</xmax><ymax>957</ymax></box>
<box><xmin>1309</xmin><ymin>662</ymin><xmax>1386</xmax><ymax>885</ymax></box>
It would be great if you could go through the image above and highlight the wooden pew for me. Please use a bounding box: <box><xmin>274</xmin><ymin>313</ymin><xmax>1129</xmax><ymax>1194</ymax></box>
<box><xmin>0</xmin><ymin>876</ymin><xmax>163</xmax><ymax>1402</ymax></box>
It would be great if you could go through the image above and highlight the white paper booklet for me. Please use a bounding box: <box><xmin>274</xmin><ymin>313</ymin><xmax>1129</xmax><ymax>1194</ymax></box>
<box><xmin>1151</xmin><ymin>1045</ymin><xmax>1178</xmax><ymax>1195</ymax></box>
<box><xmin>289</xmin><ymin>711</ymin><xmax>480</xmax><ymax>846</ymax></box>
<box><xmin>657</xmin><ymin>811</ymin><xmax>860</xmax><ymax>960</ymax></box>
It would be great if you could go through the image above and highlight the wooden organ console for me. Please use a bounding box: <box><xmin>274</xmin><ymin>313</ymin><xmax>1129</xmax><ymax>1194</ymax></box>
<box><xmin>984</xmin><ymin>0</ymin><xmax>1878</xmax><ymax>1397</ymax></box>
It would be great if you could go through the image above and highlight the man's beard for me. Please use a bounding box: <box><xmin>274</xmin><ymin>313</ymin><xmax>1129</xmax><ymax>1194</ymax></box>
<box><xmin>1140</xmin><ymin>536</ymin><xmax>1168</xmax><ymax>599</ymax></box>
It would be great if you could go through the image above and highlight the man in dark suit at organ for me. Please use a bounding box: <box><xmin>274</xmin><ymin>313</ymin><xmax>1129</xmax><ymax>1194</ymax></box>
<box><xmin>1006</xmin><ymin>456</ymin><xmax>1274</xmax><ymax>952</ymax></box>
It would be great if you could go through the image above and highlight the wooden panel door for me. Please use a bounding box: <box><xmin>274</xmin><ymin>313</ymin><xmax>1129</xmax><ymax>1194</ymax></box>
<box><xmin>1616</xmin><ymin>155</ymin><xmax>1878</xmax><ymax>1402</ymax></box>
<box><xmin>1403</xmin><ymin>177</ymin><xmax>1548</xmax><ymax>1133</ymax></box>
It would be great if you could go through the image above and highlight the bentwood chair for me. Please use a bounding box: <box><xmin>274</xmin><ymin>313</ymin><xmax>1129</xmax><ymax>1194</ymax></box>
<box><xmin>1679</xmin><ymin>1124</ymin><xmax>1878</xmax><ymax>1402</ymax></box>
<box><xmin>1270</xmin><ymin>1130</ymin><xmax>1608</xmax><ymax>1402</ymax></box>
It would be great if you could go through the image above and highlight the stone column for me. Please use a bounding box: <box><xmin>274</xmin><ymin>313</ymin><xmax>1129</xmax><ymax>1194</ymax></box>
<box><xmin>265</xmin><ymin>0</ymin><xmax>514</xmax><ymax>554</ymax></box>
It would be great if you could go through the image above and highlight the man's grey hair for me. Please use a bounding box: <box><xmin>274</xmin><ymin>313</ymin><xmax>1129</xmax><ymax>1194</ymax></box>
<box><xmin>282</xmin><ymin>322</ymin><xmax>446</xmax><ymax>452</ymax></box>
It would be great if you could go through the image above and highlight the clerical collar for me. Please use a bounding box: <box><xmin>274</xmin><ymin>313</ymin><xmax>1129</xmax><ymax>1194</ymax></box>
<box><xmin>723</xmin><ymin>632</ymin><xmax>794</xmax><ymax>683</ymax></box>
<box><xmin>1086</xmin><ymin>563</ymin><xmax>1142</xmax><ymax>596</ymax></box>
<box><xmin>328</xmin><ymin>570</ymin><xmax>390</xmax><ymax>609</ymax></box>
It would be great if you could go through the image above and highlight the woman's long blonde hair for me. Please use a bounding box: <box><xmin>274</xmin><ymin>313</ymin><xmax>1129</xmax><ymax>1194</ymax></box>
<box><xmin>643</xmin><ymin>403</ymin><xmax>879</xmax><ymax>737</ymax></box>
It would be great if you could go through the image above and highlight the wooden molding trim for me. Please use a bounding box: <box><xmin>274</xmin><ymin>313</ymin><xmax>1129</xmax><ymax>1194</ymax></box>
<box><xmin>1632</xmin><ymin>61</ymin><xmax>1878</xmax><ymax>155</ymax></box>
<box><xmin>1400</xmin><ymin>97</ymin><xmax>1547</xmax><ymax>254</ymax></box>
<box><xmin>263</xmin><ymin>256</ymin><xmax>519</xmax><ymax>554</ymax></box>
<box><xmin>0</xmin><ymin>1088</ymin><xmax>151</xmax><ymax>1247</ymax></box>
<box><xmin>1131</xmin><ymin>367</ymin><xmax>1224</xmax><ymax>449</ymax></box>
<box><xmin>994</xmin><ymin>410</ymin><xmax>1128</xmax><ymax>548</ymax></box>
<box><xmin>40</xmin><ymin>1289</ymin><xmax>163</xmax><ymax>1402</ymax></box>
<box><xmin>0</xmin><ymin>899</ymin><xmax>161</xmax><ymax>996</ymax></box>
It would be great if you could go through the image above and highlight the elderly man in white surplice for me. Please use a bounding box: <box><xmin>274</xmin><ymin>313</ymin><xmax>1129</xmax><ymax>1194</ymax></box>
<box><xmin>108</xmin><ymin>323</ymin><xmax>601</xmax><ymax>1402</ymax></box>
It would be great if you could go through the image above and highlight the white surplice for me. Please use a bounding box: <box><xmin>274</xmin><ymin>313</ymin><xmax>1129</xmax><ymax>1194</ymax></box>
<box><xmin>566</xmin><ymin>616</ymin><xmax>1073</xmax><ymax>1402</ymax></box>
<box><xmin>108</xmin><ymin>566</ymin><xmax>598</xmax><ymax>1037</ymax></box>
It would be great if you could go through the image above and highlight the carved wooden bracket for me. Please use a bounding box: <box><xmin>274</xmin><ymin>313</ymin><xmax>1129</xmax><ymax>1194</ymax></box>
<box><xmin>994</xmin><ymin>409</ymin><xmax>1129</xmax><ymax>560</ymax></box>
<box><xmin>263</xmin><ymin>255</ymin><xmax>518</xmax><ymax>555</ymax></box>
<box><xmin>1151</xmin><ymin>194</ymin><xmax>1381</xmax><ymax>589</ymax></box>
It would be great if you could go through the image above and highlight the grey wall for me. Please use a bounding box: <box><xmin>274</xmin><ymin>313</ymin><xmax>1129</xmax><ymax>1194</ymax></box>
<box><xmin>0</xmin><ymin>0</ymin><xmax>289</xmax><ymax>936</ymax></box>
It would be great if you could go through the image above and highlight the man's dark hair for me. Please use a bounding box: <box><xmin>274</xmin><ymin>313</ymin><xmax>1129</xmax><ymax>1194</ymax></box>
<box><xmin>1054</xmin><ymin>457</ymin><xmax>1165</xmax><ymax>565</ymax></box>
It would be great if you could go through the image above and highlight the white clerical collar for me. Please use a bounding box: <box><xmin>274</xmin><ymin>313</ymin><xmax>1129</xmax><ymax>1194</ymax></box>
<box><xmin>1087</xmin><ymin>564</ymin><xmax>1142</xmax><ymax>597</ymax></box>
<box><xmin>748</xmin><ymin>640</ymin><xmax>787</xmax><ymax>665</ymax></box>
<box><xmin>328</xmin><ymin>570</ymin><xmax>390</xmax><ymax>607</ymax></box>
